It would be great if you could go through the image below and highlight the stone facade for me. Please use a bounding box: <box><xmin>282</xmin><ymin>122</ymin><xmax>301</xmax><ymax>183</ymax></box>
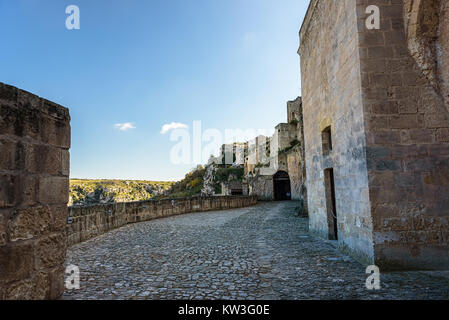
<box><xmin>67</xmin><ymin>195</ymin><xmax>258</xmax><ymax>246</ymax></box>
<box><xmin>0</xmin><ymin>82</ymin><xmax>71</xmax><ymax>299</ymax></box>
<box><xmin>245</xmin><ymin>98</ymin><xmax>307</xmax><ymax>204</ymax></box>
<box><xmin>286</xmin><ymin>97</ymin><xmax>307</xmax><ymax>205</ymax></box>
<box><xmin>299</xmin><ymin>0</ymin><xmax>449</xmax><ymax>270</ymax></box>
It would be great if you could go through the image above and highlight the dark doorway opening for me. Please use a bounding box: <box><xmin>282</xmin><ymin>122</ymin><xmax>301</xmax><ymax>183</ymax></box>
<box><xmin>273</xmin><ymin>171</ymin><xmax>291</xmax><ymax>201</ymax></box>
<box><xmin>324</xmin><ymin>168</ymin><xmax>338</xmax><ymax>240</ymax></box>
<box><xmin>231</xmin><ymin>189</ymin><xmax>243</xmax><ymax>196</ymax></box>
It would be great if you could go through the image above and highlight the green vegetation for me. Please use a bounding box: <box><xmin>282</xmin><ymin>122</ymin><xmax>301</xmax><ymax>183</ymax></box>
<box><xmin>161</xmin><ymin>165</ymin><xmax>206</xmax><ymax>199</ymax></box>
<box><xmin>69</xmin><ymin>179</ymin><xmax>174</xmax><ymax>206</ymax></box>
<box><xmin>214</xmin><ymin>183</ymin><xmax>222</xmax><ymax>194</ymax></box>
<box><xmin>214</xmin><ymin>167</ymin><xmax>244</xmax><ymax>182</ymax></box>
<box><xmin>255</xmin><ymin>162</ymin><xmax>270</xmax><ymax>168</ymax></box>
<box><xmin>278</xmin><ymin>139</ymin><xmax>301</xmax><ymax>155</ymax></box>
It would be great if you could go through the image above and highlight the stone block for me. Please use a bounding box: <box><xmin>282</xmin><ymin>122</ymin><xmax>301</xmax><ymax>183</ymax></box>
<box><xmin>5</xmin><ymin>279</ymin><xmax>33</xmax><ymax>300</ymax></box>
<box><xmin>1</xmin><ymin>174</ymin><xmax>39</xmax><ymax>208</ymax></box>
<box><xmin>0</xmin><ymin>83</ymin><xmax>18</xmax><ymax>104</ymax></box>
<box><xmin>61</xmin><ymin>150</ymin><xmax>70</xmax><ymax>176</ymax></box>
<box><xmin>361</xmin><ymin>59</ymin><xmax>387</xmax><ymax>73</ymax></box>
<box><xmin>34</xmin><ymin>233</ymin><xmax>66</xmax><ymax>270</ymax></box>
<box><xmin>427</xmin><ymin>144</ymin><xmax>449</xmax><ymax>157</ymax></box>
<box><xmin>38</xmin><ymin>176</ymin><xmax>69</xmax><ymax>205</ymax></box>
<box><xmin>366</xmin><ymin>115</ymin><xmax>389</xmax><ymax>131</ymax></box>
<box><xmin>371</xmin><ymin>159</ymin><xmax>401</xmax><ymax>171</ymax></box>
<box><xmin>368</xmin><ymin>171</ymin><xmax>394</xmax><ymax>187</ymax></box>
<box><xmin>8</xmin><ymin>206</ymin><xmax>52</xmax><ymax>242</ymax></box>
<box><xmin>369</xmin><ymin>187</ymin><xmax>402</xmax><ymax>204</ymax></box>
<box><xmin>358</xmin><ymin>32</ymin><xmax>384</xmax><ymax>47</ymax></box>
<box><xmin>422</xmin><ymin>171</ymin><xmax>449</xmax><ymax>186</ymax></box>
<box><xmin>0</xmin><ymin>138</ymin><xmax>25</xmax><ymax>171</ymax></box>
<box><xmin>48</xmin><ymin>266</ymin><xmax>65</xmax><ymax>299</ymax></box>
<box><xmin>366</xmin><ymin>146</ymin><xmax>391</xmax><ymax>159</ymax></box>
<box><xmin>389</xmin><ymin>114</ymin><xmax>418</xmax><ymax>129</ymax></box>
<box><xmin>41</xmin><ymin>99</ymin><xmax>70</xmax><ymax>121</ymax></box>
<box><xmin>17</xmin><ymin>88</ymin><xmax>42</xmax><ymax>110</ymax></box>
<box><xmin>0</xmin><ymin>242</ymin><xmax>34</xmax><ymax>282</ymax></box>
<box><xmin>409</xmin><ymin>129</ymin><xmax>435</xmax><ymax>144</ymax></box>
<box><xmin>0</xmin><ymin>104</ymin><xmax>42</xmax><ymax>140</ymax></box>
<box><xmin>425</xmin><ymin>113</ymin><xmax>449</xmax><ymax>128</ymax></box>
<box><xmin>436</xmin><ymin>128</ymin><xmax>449</xmax><ymax>142</ymax></box>
<box><xmin>41</xmin><ymin>116</ymin><xmax>71</xmax><ymax>149</ymax></box>
<box><xmin>390</xmin><ymin>145</ymin><xmax>426</xmax><ymax>159</ymax></box>
<box><xmin>383</xmin><ymin>30</ymin><xmax>405</xmax><ymax>45</ymax></box>
<box><xmin>0</xmin><ymin>212</ymin><xmax>7</xmax><ymax>246</ymax></box>
<box><xmin>397</xmin><ymin>100</ymin><xmax>418</xmax><ymax>114</ymax></box>
<box><xmin>371</xmin><ymin>131</ymin><xmax>401</xmax><ymax>144</ymax></box>
<box><xmin>25</xmin><ymin>144</ymin><xmax>62</xmax><ymax>175</ymax></box>
<box><xmin>0</xmin><ymin>174</ymin><xmax>17</xmax><ymax>207</ymax></box>
<box><xmin>371</xmin><ymin>101</ymin><xmax>399</xmax><ymax>114</ymax></box>
<box><xmin>367</xmin><ymin>46</ymin><xmax>392</xmax><ymax>59</ymax></box>
<box><xmin>393</xmin><ymin>172</ymin><xmax>421</xmax><ymax>187</ymax></box>
<box><xmin>31</xmin><ymin>271</ymin><xmax>50</xmax><ymax>300</ymax></box>
<box><xmin>51</xmin><ymin>204</ymin><xmax>68</xmax><ymax>232</ymax></box>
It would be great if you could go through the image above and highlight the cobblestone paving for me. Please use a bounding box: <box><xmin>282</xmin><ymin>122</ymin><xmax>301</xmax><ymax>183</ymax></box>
<box><xmin>64</xmin><ymin>201</ymin><xmax>449</xmax><ymax>300</ymax></box>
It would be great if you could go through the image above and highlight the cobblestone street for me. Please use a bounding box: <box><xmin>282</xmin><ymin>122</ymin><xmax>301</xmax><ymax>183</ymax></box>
<box><xmin>64</xmin><ymin>202</ymin><xmax>449</xmax><ymax>300</ymax></box>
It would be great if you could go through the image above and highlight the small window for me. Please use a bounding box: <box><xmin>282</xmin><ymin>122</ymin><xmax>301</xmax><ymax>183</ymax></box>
<box><xmin>322</xmin><ymin>126</ymin><xmax>332</xmax><ymax>156</ymax></box>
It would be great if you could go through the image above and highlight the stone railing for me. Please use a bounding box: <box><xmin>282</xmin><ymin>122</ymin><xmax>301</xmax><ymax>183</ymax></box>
<box><xmin>67</xmin><ymin>195</ymin><xmax>257</xmax><ymax>246</ymax></box>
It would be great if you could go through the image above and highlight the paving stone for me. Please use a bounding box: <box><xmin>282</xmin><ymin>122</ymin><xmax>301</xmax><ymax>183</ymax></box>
<box><xmin>63</xmin><ymin>202</ymin><xmax>449</xmax><ymax>300</ymax></box>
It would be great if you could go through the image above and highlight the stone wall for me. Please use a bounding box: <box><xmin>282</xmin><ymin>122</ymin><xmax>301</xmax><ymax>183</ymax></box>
<box><xmin>299</xmin><ymin>0</ymin><xmax>374</xmax><ymax>263</ymax></box>
<box><xmin>286</xmin><ymin>97</ymin><xmax>307</xmax><ymax>210</ymax></box>
<box><xmin>300</xmin><ymin>0</ymin><xmax>449</xmax><ymax>270</ymax></box>
<box><xmin>67</xmin><ymin>196</ymin><xmax>257</xmax><ymax>246</ymax></box>
<box><xmin>356</xmin><ymin>0</ymin><xmax>449</xmax><ymax>270</ymax></box>
<box><xmin>0</xmin><ymin>82</ymin><xmax>70</xmax><ymax>299</ymax></box>
<box><xmin>403</xmin><ymin>0</ymin><xmax>449</xmax><ymax>109</ymax></box>
<box><xmin>247</xmin><ymin>175</ymin><xmax>274</xmax><ymax>201</ymax></box>
<box><xmin>287</xmin><ymin>146</ymin><xmax>304</xmax><ymax>201</ymax></box>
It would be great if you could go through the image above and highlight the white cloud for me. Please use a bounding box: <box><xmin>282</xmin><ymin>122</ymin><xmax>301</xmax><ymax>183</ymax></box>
<box><xmin>114</xmin><ymin>122</ymin><xmax>136</xmax><ymax>131</ymax></box>
<box><xmin>160</xmin><ymin>122</ymin><xmax>188</xmax><ymax>134</ymax></box>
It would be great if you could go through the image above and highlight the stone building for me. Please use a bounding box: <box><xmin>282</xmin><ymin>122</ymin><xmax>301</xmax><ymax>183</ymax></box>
<box><xmin>0</xmin><ymin>83</ymin><xmax>71</xmax><ymax>298</ymax></box>
<box><xmin>244</xmin><ymin>97</ymin><xmax>307</xmax><ymax>205</ymax></box>
<box><xmin>299</xmin><ymin>0</ymin><xmax>449</xmax><ymax>270</ymax></box>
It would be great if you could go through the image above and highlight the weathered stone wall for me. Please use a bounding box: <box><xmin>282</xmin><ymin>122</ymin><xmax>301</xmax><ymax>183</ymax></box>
<box><xmin>300</xmin><ymin>0</ymin><xmax>449</xmax><ymax>270</ymax></box>
<box><xmin>67</xmin><ymin>196</ymin><xmax>257</xmax><ymax>246</ymax></box>
<box><xmin>286</xmin><ymin>97</ymin><xmax>307</xmax><ymax>211</ymax></box>
<box><xmin>248</xmin><ymin>175</ymin><xmax>273</xmax><ymax>200</ymax></box>
<box><xmin>245</xmin><ymin>97</ymin><xmax>307</xmax><ymax>203</ymax></box>
<box><xmin>356</xmin><ymin>0</ymin><xmax>449</xmax><ymax>270</ymax></box>
<box><xmin>0</xmin><ymin>82</ymin><xmax>70</xmax><ymax>299</ymax></box>
<box><xmin>403</xmin><ymin>0</ymin><xmax>449</xmax><ymax>109</ymax></box>
<box><xmin>287</xmin><ymin>146</ymin><xmax>303</xmax><ymax>201</ymax></box>
<box><xmin>287</xmin><ymin>97</ymin><xmax>302</xmax><ymax>123</ymax></box>
<box><xmin>299</xmin><ymin>0</ymin><xmax>374</xmax><ymax>263</ymax></box>
<box><xmin>439</xmin><ymin>1</ymin><xmax>449</xmax><ymax>109</ymax></box>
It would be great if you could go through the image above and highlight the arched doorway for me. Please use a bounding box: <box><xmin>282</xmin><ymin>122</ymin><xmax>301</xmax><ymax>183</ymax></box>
<box><xmin>273</xmin><ymin>171</ymin><xmax>291</xmax><ymax>201</ymax></box>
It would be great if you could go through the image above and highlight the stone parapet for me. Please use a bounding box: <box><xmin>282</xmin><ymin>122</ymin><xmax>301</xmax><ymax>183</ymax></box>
<box><xmin>67</xmin><ymin>196</ymin><xmax>258</xmax><ymax>246</ymax></box>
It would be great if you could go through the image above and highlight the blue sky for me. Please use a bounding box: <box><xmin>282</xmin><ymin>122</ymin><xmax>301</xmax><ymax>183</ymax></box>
<box><xmin>0</xmin><ymin>0</ymin><xmax>310</xmax><ymax>181</ymax></box>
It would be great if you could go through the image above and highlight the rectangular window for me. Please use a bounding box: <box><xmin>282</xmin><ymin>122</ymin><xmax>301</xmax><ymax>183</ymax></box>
<box><xmin>322</xmin><ymin>126</ymin><xmax>332</xmax><ymax>156</ymax></box>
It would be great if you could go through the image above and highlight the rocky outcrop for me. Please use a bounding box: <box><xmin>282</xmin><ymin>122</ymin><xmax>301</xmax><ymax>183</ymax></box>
<box><xmin>201</xmin><ymin>165</ymin><xmax>217</xmax><ymax>196</ymax></box>
<box><xmin>69</xmin><ymin>180</ymin><xmax>172</xmax><ymax>206</ymax></box>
